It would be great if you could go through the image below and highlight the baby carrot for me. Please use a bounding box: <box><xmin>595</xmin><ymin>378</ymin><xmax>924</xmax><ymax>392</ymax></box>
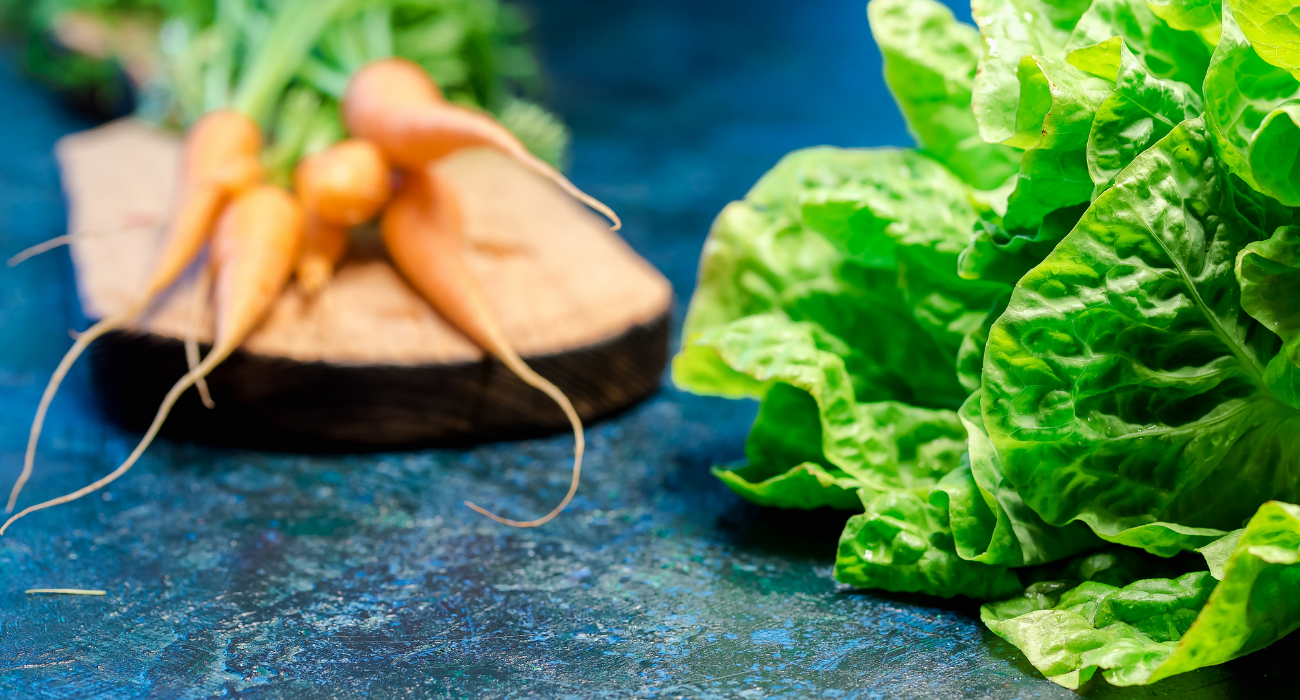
<box><xmin>293</xmin><ymin>138</ymin><xmax>391</xmax><ymax>294</ymax></box>
<box><xmin>343</xmin><ymin>58</ymin><xmax>620</xmax><ymax>231</ymax></box>
<box><xmin>1</xmin><ymin>185</ymin><xmax>303</xmax><ymax>535</ymax></box>
<box><xmin>8</xmin><ymin>110</ymin><xmax>263</xmax><ymax>513</ymax></box>
<box><xmin>381</xmin><ymin>167</ymin><xmax>584</xmax><ymax>527</ymax></box>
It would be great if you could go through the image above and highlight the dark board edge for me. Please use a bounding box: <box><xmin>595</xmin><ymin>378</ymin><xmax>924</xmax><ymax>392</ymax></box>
<box><xmin>86</xmin><ymin>310</ymin><xmax>671</xmax><ymax>453</ymax></box>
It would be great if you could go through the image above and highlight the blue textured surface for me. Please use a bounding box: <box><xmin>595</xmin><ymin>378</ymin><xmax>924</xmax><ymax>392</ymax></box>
<box><xmin>1</xmin><ymin>1</ymin><xmax>1296</xmax><ymax>697</ymax></box>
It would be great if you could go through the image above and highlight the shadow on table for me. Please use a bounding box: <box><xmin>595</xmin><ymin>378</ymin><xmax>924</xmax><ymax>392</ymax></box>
<box><xmin>715</xmin><ymin>500</ymin><xmax>853</xmax><ymax>563</ymax></box>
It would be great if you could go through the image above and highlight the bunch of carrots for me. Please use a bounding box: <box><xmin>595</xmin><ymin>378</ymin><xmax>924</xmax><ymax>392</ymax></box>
<box><xmin>2</xmin><ymin>1</ymin><xmax>619</xmax><ymax>535</ymax></box>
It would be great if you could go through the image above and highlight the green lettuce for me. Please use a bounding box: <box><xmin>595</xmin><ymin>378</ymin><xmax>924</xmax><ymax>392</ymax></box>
<box><xmin>674</xmin><ymin>137</ymin><xmax>1026</xmax><ymax>594</ymax></box>
<box><xmin>1146</xmin><ymin>0</ymin><xmax>1221</xmax><ymax>46</ymax></box>
<box><xmin>941</xmin><ymin>391</ymin><xmax>1101</xmax><ymax>566</ymax></box>
<box><xmin>836</xmin><ymin>482</ymin><xmax>1024</xmax><ymax>598</ymax></box>
<box><xmin>970</xmin><ymin>0</ymin><xmax>1091</xmax><ymax>144</ymax></box>
<box><xmin>1204</xmin><ymin>4</ymin><xmax>1300</xmax><ymax>204</ymax></box>
<box><xmin>867</xmin><ymin>0</ymin><xmax>1021</xmax><ymax>188</ymax></box>
<box><xmin>676</xmin><ymin>0</ymin><xmax>1300</xmax><ymax>689</ymax></box>
<box><xmin>678</xmin><ymin>314</ymin><xmax>967</xmax><ymax>492</ymax></box>
<box><xmin>1066</xmin><ymin>0</ymin><xmax>1212</xmax><ymax>86</ymax></box>
<box><xmin>679</xmin><ymin>147</ymin><xmax>977</xmax><ymax>408</ymax></box>
<box><xmin>961</xmin><ymin>0</ymin><xmax>1214</xmax><ymax>287</ymax></box>
<box><xmin>984</xmin><ymin>501</ymin><xmax>1300</xmax><ymax>687</ymax></box>
<box><xmin>794</xmin><ymin>153</ymin><xmax>1011</xmax><ymax>388</ymax></box>
<box><xmin>674</xmin><ymin>145</ymin><xmax>984</xmax><ymax>525</ymax></box>
<box><xmin>1224</xmin><ymin>0</ymin><xmax>1300</xmax><ymax>80</ymax></box>
<box><xmin>998</xmin><ymin>55</ymin><xmax>1111</xmax><ymax>231</ymax></box>
<box><xmin>1087</xmin><ymin>42</ymin><xmax>1203</xmax><ymax>196</ymax></box>
<box><xmin>958</xmin><ymin>204</ymin><xmax>1088</xmax><ymax>285</ymax></box>
<box><xmin>983</xmin><ymin>116</ymin><xmax>1300</xmax><ymax>556</ymax></box>
<box><xmin>1237</xmin><ymin>225</ymin><xmax>1300</xmax><ymax>406</ymax></box>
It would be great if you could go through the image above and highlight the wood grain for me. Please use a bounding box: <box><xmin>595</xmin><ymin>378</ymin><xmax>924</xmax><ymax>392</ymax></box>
<box><xmin>55</xmin><ymin>119</ymin><xmax>673</xmax><ymax>450</ymax></box>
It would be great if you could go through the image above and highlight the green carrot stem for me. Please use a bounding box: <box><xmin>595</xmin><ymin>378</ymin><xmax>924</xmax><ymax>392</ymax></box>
<box><xmin>263</xmin><ymin>91</ymin><xmax>345</xmax><ymax>186</ymax></box>
<box><xmin>301</xmin><ymin>105</ymin><xmax>346</xmax><ymax>156</ymax></box>
<box><xmin>300</xmin><ymin>57</ymin><xmax>350</xmax><ymax>99</ymax></box>
<box><xmin>231</xmin><ymin>0</ymin><xmax>352</xmax><ymax>126</ymax></box>
<box><xmin>361</xmin><ymin>6</ymin><xmax>394</xmax><ymax>62</ymax></box>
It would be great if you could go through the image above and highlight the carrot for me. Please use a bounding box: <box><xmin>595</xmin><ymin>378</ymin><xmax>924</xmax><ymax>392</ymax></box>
<box><xmin>381</xmin><ymin>167</ymin><xmax>584</xmax><ymax>527</ymax></box>
<box><xmin>1</xmin><ymin>185</ymin><xmax>303</xmax><ymax>535</ymax></box>
<box><xmin>7</xmin><ymin>110</ymin><xmax>263</xmax><ymax>514</ymax></box>
<box><xmin>293</xmin><ymin>138</ymin><xmax>391</xmax><ymax>294</ymax></box>
<box><xmin>295</xmin><ymin>222</ymin><xmax>350</xmax><ymax>295</ymax></box>
<box><xmin>8</xmin><ymin>0</ymin><xmax>356</xmax><ymax>517</ymax></box>
<box><xmin>343</xmin><ymin>58</ymin><xmax>621</xmax><ymax>231</ymax></box>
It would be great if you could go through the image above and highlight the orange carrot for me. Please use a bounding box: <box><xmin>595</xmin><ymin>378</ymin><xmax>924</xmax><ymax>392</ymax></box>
<box><xmin>295</xmin><ymin>222</ymin><xmax>350</xmax><ymax>295</ymax></box>
<box><xmin>1</xmin><ymin>185</ymin><xmax>303</xmax><ymax>535</ymax></box>
<box><xmin>382</xmin><ymin>168</ymin><xmax>584</xmax><ymax>527</ymax></box>
<box><xmin>8</xmin><ymin>110</ymin><xmax>263</xmax><ymax>514</ymax></box>
<box><xmin>293</xmin><ymin>138</ymin><xmax>391</xmax><ymax>294</ymax></box>
<box><xmin>343</xmin><ymin>58</ymin><xmax>620</xmax><ymax>231</ymax></box>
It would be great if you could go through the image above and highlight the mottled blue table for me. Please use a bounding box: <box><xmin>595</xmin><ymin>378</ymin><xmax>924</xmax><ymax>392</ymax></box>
<box><xmin>1</xmin><ymin>1</ymin><xmax>1293</xmax><ymax>697</ymax></box>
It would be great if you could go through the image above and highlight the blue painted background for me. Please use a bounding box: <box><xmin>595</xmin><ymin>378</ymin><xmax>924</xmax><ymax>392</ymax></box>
<box><xmin>1</xmin><ymin>0</ymin><xmax>1295</xmax><ymax>697</ymax></box>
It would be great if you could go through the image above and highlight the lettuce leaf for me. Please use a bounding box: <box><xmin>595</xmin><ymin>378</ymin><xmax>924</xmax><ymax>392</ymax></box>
<box><xmin>1249</xmin><ymin>101</ymin><xmax>1300</xmax><ymax>206</ymax></box>
<box><xmin>1204</xmin><ymin>4</ymin><xmax>1300</xmax><ymax>204</ymax></box>
<box><xmin>958</xmin><ymin>204</ymin><xmax>1088</xmax><ymax>285</ymax></box>
<box><xmin>970</xmin><ymin>0</ymin><xmax>1092</xmax><ymax>144</ymax></box>
<box><xmin>984</xmin><ymin>572</ymin><xmax>1217</xmax><ymax>688</ymax></box>
<box><xmin>983</xmin><ymin>501</ymin><xmax>1300</xmax><ymax>687</ymax></box>
<box><xmin>713</xmin><ymin>463</ymin><xmax>864</xmax><ymax>511</ymax></box>
<box><xmin>995</xmin><ymin>55</ymin><xmax>1111</xmax><ymax>237</ymax></box>
<box><xmin>1066</xmin><ymin>0</ymin><xmax>1212</xmax><ymax>87</ymax></box>
<box><xmin>1237</xmin><ymin>225</ymin><xmax>1300</xmax><ymax>406</ymax></box>
<box><xmin>679</xmin><ymin>148</ymin><xmax>966</xmax><ymax>407</ymax></box>
<box><xmin>836</xmin><ymin>483</ymin><xmax>1024</xmax><ymax>599</ymax></box>
<box><xmin>939</xmin><ymin>391</ymin><xmax>1101</xmax><ymax>566</ymax></box>
<box><xmin>983</xmin><ymin>116</ymin><xmax>1300</xmax><ymax>556</ymax></box>
<box><xmin>867</xmin><ymin>0</ymin><xmax>1021</xmax><ymax>189</ymax></box>
<box><xmin>1087</xmin><ymin>42</ymin><xmax>1203</xmax><ymax>196</ymax></box>
<box><xmin>961</xmin><ymin>40</ymin><xmax>1107</xmax><ymax>285</ymax></box>
<box><xmin>763</xmin><ymin>147</ymin><xmax>1008</xmax><ymax>403</ymax></box>
<box><xmin>678</xmin><ymin>314</ymin><xmax>967</xmax><ymax>491</ymax></box>
<box><xmin>962</xmin><ymin>0</ymin><xmax>1212</xmax><ymax>287</ymax></box>
<box><xmin>1225</xmin><ymin>0</ymin><xmax>1300</xmax><ymax>80</ymax></box>
<box><xmin>1146</xmin><ymin>0</ymin><xmax>1222</xmax><ymax>46</ymax></box>
<box><xmin>679</xmin><ymin>311</ymin><xmax>1007</xmax><ymax>597</ymax></box>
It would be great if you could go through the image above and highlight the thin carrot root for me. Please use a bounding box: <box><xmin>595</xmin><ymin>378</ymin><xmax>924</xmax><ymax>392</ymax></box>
<box><xmin>5</xmin><ymin>185</ymin><xmax>303</xmax><ymax>532</ymax></box>
<box><xmin>7</xmin><ymin>300</ymin><xmax>148</xmax><ymax>513</ymax></box>
<box><xmin>381</xmin><ymin>169</ymin><xmax>585</xmax><ymax>527</ymax></box>
<box><xmin>463</xmin><ymin>351</ymin><xmax>585</xmax><ymax>528</ymax></box>
<box><xmin>8</xmin><ymin>235</ymin><xmax>76</xmax><ymax>267</ymax></box>
<box><xmin>2</xmin><ymin>348</ymin><xmax>229</xmax><ymax>535</ymax></box>
<box><xmin>513</xmin><ymin>149</ymin><xmax>620</xmax><ymax>232</ymax></box>
<box><xmin>185</xmin><ymin>265</ymin><xmax>215</xmax><ymax>409</ymax></box>
<box><xmin>10</xmin><ymin>112</ymin><xmax>264</xmax><ymax>513</ymax></box>
<box><xmin>7</xmin><ymin>222</ymin><xmax>162</xmax><ymax>267</ymax></box>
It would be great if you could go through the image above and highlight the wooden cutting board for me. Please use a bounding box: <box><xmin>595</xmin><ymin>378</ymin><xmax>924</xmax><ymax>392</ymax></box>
<box><xmin>55</xmin><ymin>119</ymin><xmax>672</xmax><ymax>450</ymax></box>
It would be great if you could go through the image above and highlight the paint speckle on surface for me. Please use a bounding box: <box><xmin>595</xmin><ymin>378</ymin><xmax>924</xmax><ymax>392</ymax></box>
<box><xmin>1</xmin><ymin>0</ymin><xmax>1298</xmax><ymax>698</ymax></box>
<box><xmin>749</xmin><ymin>630</ymin><xmax>794</xmax><ymax>647</ymax></box>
